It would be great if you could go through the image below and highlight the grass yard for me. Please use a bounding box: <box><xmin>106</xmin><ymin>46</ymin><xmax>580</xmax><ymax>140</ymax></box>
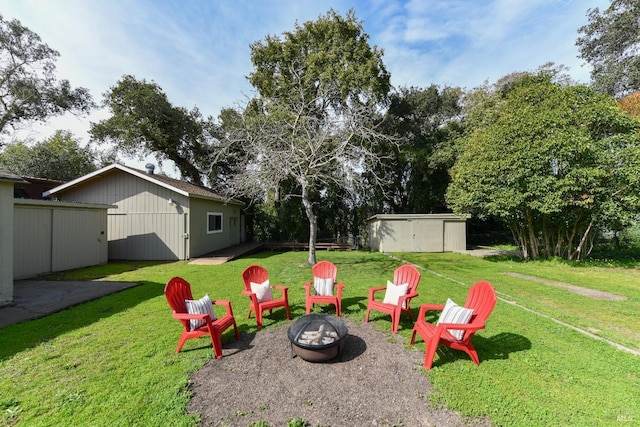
<box><xmin>1</xmin><ymin>250</ymin><xmax>639</xmax><ymax>426</ymax></box>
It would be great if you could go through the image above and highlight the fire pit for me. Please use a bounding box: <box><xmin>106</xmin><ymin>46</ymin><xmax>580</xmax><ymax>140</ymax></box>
<box><xmin>287</xmin><ymin>313</ymin><xmax>348</xmax><ymax>362</ymax></box>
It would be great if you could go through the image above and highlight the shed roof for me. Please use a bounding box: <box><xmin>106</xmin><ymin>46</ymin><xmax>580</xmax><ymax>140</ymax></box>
<box><xmin>44</xmin><ymin>163</ymin><xmax>245</xmax><ymax>206</ymax></box>
<box><xmin>367</xmin><ymin>213</ymin><xmax>469</xmax><ymax>222</ymax></box>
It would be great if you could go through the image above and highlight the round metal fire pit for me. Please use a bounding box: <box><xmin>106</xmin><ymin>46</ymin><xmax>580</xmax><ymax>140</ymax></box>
<box><xmin>287</xmin><ymin>313</ymin><xmax>348</xmax><ymax>362</ymax></box>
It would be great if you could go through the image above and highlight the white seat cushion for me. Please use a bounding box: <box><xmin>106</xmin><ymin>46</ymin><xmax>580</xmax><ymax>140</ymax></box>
<box><xmin>437</xmin><ymin>298</ymin><xmax>474</xmax><ymax>340</ymax></box>
<box><xmin>250</xmin><ymin>279</ymin><xmax>274</xmax><ymax>303</ymax></box>
<box><xmin>382</xmin><ymin>280</ymin><xmax>409</xmax><ymax>305</ymax></box>
<box><xmin>313</xmin><ymin>277</ymin><xmax>335</xmax><ymax>296</ymax></box>
<box><xmin>185</xmin><ymin>294</ymin><xmax>216</xmax><ymax>331</ymax></box>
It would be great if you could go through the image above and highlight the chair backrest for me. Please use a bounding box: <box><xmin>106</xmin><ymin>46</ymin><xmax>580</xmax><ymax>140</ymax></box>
<box><xmin>393</xmin><ymin>264</ymin><xmax>421</xmax><ymax>294</ymax></box>
<box><xmin>312</xmin><ymin>260</ymin><xmax>337</xmax><ymax>280</ymax></box>
<box><xmin>464</xmin><ymin>281</ymin><xmax>497</xmax><ymax>324</ymax></box>
<box><xmin>165</xmin><ymin>277</ymin><xmax>194</xmax><ymax>313</ymax></box>
<box><xmin>165</xmin><ymin>277</ymin><xmax>194</xmax><ymax>330</ymax></box>
<box><xmin>242</xmin><ymin>264</ymin><xmax>269</xmax><ymax>291</ymax></box>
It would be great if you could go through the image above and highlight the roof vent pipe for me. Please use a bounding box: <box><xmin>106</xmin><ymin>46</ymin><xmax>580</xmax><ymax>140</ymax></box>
<box><xmin>145</xmin><ymin>163</ymin><xmax>155</xmax><ymax>174</ymax></box>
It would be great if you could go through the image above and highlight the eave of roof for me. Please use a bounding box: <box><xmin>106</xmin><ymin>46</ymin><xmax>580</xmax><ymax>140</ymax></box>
<box><xmin>366</xmin><ymin>213</ymin><xmax>470</xmax><ymax>221</ymax></box>
<box><xmin>43</xmin><ymin>163</ymin><xmax>245</xmax><ymax>206</ymax></box>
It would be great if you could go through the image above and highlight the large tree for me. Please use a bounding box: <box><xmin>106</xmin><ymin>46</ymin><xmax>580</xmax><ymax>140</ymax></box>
<box><xmin>0</xmin><ymin>15</ymin><xmax>93</xmax><ymax>144</ymax></box>
<box><xmin>90</xmin><ymin>75</ymin><xmax>224</xmax><ymax>186</ymax></box>
<box><xmin>377</xmin><ymin>85</ymin><xmax>463</xmax><ymax>214</ymax></box>
<box><xmin>447</xmin><ymin>71</ymin><xmax>640</xmax><ymax>260</ymax></box>
<box><xmin>0</xmin><ymin>130</ymin><xmax>97</xmax><ymax>181</ymax></box>
<box><xmin>227</xmin><ymin>9</ymin><xmax>393</xmax><ymax>265</ymax></box>
<box><xmin>576</xmin><ymin>0</ymin><xmax>640</xmax><ymax>97</ymax></box>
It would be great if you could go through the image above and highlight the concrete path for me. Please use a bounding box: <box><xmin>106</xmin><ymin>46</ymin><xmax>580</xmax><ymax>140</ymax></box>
<box><xmin>188</xmin><ymin>242</ymin><xmax>263</xmax><ymax>265</ymax></box>
<box><xmin>0</xmin><ymin>280</ymin><xmax>139</xmax><ymax>328</ymax></box>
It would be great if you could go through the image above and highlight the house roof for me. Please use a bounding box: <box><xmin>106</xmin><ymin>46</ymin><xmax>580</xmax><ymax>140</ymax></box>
<box><xmin>0</xmin><ymin>167</ymin><xmax>28</xmax><ymax>184</ymax></box>
<box><xmin>15</xmin><ymin>176</ymin><xmax>64</xmax><ymax>199</ymax></box>
<box><xmin>43</xmin><ymin>163</ymin><xmax>245</xmax><ymax>206</ymax></box>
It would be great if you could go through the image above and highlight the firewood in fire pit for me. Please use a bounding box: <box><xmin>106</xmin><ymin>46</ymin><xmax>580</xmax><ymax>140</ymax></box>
<box><xmin>298</xmin><ymin>324</ymin><xmax>337</xmax><ymax>346</ymax></box>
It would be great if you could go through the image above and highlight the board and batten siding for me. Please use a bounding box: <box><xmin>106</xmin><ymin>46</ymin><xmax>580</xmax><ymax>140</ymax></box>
<box><xmin>58</xmin><ymin>169</ymin><xmax>189</xmax><ymax>260</ymax></box>
<box><xmin>108</xmin><ymin>212</ymin><xmax>186</xmax><ymax>260</ymax></box>
<box><xmin>13</xmin><ymin>201</ymin><xmax>109</xmax><ymax>279</ymax></box>
<box><xmin>13</xmin><ymin>205</ymin><xmax>52</xmax><ymax>277</ymax></box>
<box><xmin>0</xmin><ymin>179</ymin><xmax>16</xmax><ymax>304</ymax></box>
<box><xmin>189</xmin><ymin>198</ymin><xmax>242</xmax><ymax>258</ymax></box>
<box><xmin>58</xmin><ymin>169</ymin><xmax>185</xmax><ymax>213</ymax></box>
<box><xmin>367</xmin><ymin>214</ymin><xmax>468</xmax><ymax>253</ymax></box>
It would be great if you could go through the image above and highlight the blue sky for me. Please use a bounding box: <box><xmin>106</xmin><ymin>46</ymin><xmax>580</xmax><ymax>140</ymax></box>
<box><xmin>1</xmin><ymin>0</ymin><xmax>609</xmax><ymax>172</ymax></box>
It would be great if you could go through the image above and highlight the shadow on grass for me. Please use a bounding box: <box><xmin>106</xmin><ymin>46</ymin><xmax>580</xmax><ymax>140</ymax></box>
<box><xmin>483</xmin><ymin>254</ymin><xmax>525</xmax><ymax>263</ymax></box>
<box><xmin>34</xmin><ymin>261</ymin><xmax>172</xmax><ymax>281</ymax></box>
<box><xmin>430</xmin><ymin>332</ymin><xmax>531</xmax><ymax>368</ymax></box>
<box><xmin>178</xmin><ymin>328</ymin><xmax>259</xmax><ymax>358</ymax></box>
<box><xmin>0</xmin><ymin>281</ymin><xmax>164</xmax><ymax>361</ymax></box>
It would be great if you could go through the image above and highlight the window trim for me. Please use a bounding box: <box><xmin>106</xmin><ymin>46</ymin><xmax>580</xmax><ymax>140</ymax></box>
<box><xmin>207</xmin><ymin>212</ymin><xmax>223</xmax><ymax>234</ymax></box>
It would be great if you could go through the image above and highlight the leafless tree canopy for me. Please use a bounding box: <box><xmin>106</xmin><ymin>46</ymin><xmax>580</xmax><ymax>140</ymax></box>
<box><xmin>223</xmin><ymin>95</ymin><xmax>396</xmax><ymax>264</ymax></box>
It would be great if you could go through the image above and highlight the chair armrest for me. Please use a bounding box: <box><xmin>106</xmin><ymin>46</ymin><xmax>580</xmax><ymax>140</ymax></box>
<box><xmin>397</xmin><ymin>291</ymin><xmax>419</xmax><ymax>309</ymax></box>
<box><xmin>336</xmin><ymin>282</ymin><xmax>345</xmax><ymax>298</ymax></box>
<box><xmin>213</xmin><ymin>299</ymin><xmax>234</xmax><ymax>316</ymax></box>
<box><xmin>437</xmin><ymin>321</ymin><xmax>485</xmax><ymax>332</ymax></box>
<box><xmin>417</xmin><ymin>303</ymin><xmax>445</xmax><ymax>319</ymax></box>
<box><xmin>400</xmin><ymin>291</ymin><xmax>419</xmax><ymax>302</ymax></box>
<box><xmin>241</xmin><ymin>289</ymin><xmax>259</xmax><ymax>306</ymax></box>
<box><xmin>272</xmin><ymin>285</ymin><xmax>289</xmax><ymax>299</ymax></box>
<box><xmin>303</xmin><ymin>281</ymin><xmax>313</xmax><ymax>296</ymax></box>
<box><xmin>172</xmin><ymin>312</ymin><xmax>211</xmax><ymax>321</ymax></box>
<box><xmin>368</xmin><ymin>286</ymin><xmax>386</xmax><ymax>301</ymax></box>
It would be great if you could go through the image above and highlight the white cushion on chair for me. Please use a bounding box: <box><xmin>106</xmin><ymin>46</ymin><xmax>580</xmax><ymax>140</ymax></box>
<box><xmin>382</xmin><ymin>280</ymin><xmax>409</xmax><ymax>305</ymax></box>
<box><xmin>185</xmin><ymin>294</ymin><xmax>216</xmax><ymax>331</ymax></box>
<box><xmin>437</xmin><ymin>298</ymin><xmax>474</xmax><ymax>340</ymax></box>
<box><xmin>313</xmin><ymin>277</ymin><xmax>335</xmax><ymax>296</ymax></box>
<box><xmin>250</xmin><ymin>279</ymin><xmax>274</xmax><ymax>303</ymax></box>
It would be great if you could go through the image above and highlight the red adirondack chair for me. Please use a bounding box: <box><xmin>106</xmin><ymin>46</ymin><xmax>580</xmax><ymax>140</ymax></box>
<box><xmin>365</xmin><ymin>264</ymin><xmax>421</xmax><ymax>333</ymax></box>
<box><xmin>410</xmin><ymin>280</ymin><xmax>497</xmax><ymax>369</ymax></box>
<box><xmin>304</xmin><ymin>260</ymin><xmax>345</xmax><ymax>316</ymax></box>
<box><xmin>164</xmin><ymin>276</ymin><xmax>239</xmax><ymax>359</ymax></box>
<box><xmin>241</xmin><ymin>265</ymin><xmax>291</xmax><ymax>329</ymax></box>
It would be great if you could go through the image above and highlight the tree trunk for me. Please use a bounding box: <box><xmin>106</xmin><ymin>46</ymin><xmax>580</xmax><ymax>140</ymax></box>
<box><xmin>301</xmin><ymin>182</ymin><xmax>317</xmax><ymax>265</ymax></box>
<box><xmin>575</xmin><ymin>215</ymin><xmax>598</xmax><ymax>261</ymax></box>
<box><xmin>527</xmin><ymin>212</ymin><xmax>539</xmax><ymax>259</ymax></box>
<box><xmin>541</xmin><ymin>215</ymin><xmax>551</xmax><ymax>258</ymax></box>
<box><xmin>510</xmin><ymin>222</ymin><xmax>529</xmax><ymax>260</ymax></box>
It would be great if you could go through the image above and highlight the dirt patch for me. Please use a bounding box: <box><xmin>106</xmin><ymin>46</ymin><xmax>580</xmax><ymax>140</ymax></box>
<box><xmin>188</xmin><ymin>318</ymin><xmax>490</xmax><ymax>427</ymax></box>
<box><xmin>503</xmin><ymin>272</ymin><xmax>627</xmax><ymax>301</ymax></box>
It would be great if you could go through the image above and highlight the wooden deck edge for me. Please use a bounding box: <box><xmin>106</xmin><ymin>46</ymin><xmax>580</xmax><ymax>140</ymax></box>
<box><xmin>263</xmin><ymin>242</ymin><xmax>353</xmax><ymax>251</ymax></box>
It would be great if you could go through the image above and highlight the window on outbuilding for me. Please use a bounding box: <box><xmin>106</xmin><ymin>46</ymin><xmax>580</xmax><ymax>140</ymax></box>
<box><xmin>207</xmin><ymin>212</ymin><xmax>223</xmax><ymax>234</ymax></box>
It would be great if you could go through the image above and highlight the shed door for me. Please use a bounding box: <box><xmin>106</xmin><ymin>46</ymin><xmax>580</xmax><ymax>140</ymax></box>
<box><xmin>444</xmin><ymin>220</ymin><xmax>466</xmax><ymax>252</ymax></box>
<box><xmin>411</xmin><ymin>219</ymin><xmax>443</xmax><ymax>252</ymax></box>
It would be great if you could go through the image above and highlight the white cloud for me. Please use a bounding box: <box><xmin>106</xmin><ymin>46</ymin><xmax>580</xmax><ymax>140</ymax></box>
<box><xmin>0</xmin><ymin>0</ymin><xmax>611</xmax><ymax>174</ymax></box>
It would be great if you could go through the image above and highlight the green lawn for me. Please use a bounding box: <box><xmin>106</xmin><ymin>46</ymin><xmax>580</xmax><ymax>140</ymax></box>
<box><xmin>1</xmin><ymin>250</ymin><xmax>639</xmax><ymax>426</ymax></box>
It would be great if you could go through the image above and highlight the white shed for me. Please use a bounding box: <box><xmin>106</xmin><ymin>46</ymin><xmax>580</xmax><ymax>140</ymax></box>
<box><xmin>367</xmin><ymin>213</ymin><xmax>469</xmax><ymax>253</ymax></box>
